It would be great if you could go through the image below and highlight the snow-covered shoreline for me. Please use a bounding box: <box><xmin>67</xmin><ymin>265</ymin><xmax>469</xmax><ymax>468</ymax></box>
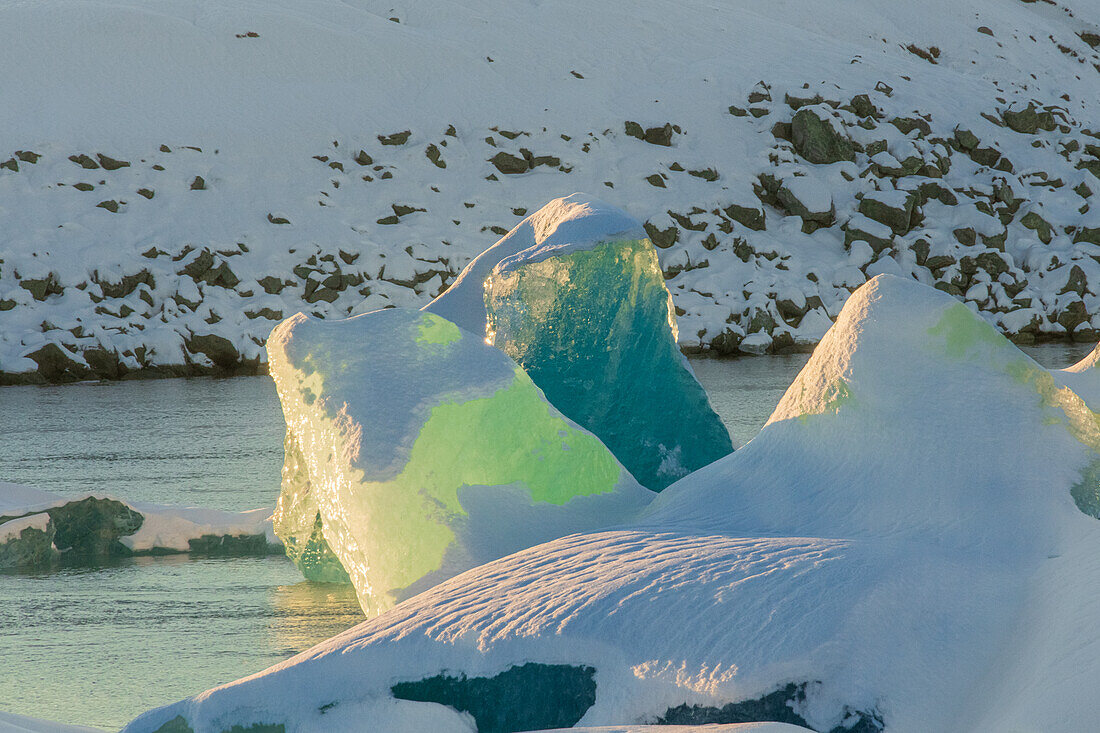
<box><xmin>2</xmin><ymin>0</ymin><xmax>1099</xmax><ymax>383</ymax></box>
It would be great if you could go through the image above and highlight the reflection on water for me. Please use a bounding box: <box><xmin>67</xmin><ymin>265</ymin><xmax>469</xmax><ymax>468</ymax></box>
<box><xmin>0</xmin><ymin>343</ymin><xmax>1093</xmax><ymax>729</ymax></box>
<box><xmin>267</xmin><ymin>581</ymin><xmax>363</xmax><ymax>657</ymax></box>
<box><xmin>0</xmin><ymin>555</ymin><xmax>364</xmax><ymax>730</ymax></box>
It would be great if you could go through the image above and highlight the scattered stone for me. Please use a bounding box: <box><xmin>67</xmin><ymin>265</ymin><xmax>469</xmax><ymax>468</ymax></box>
<box><xmin>190</xmin><ymin>176</ymin><xmax>206</xmax><ymax>190</ymax></box>
<box><xmin>378</xmin><ymin>130</ymin><xmax>412</xmax><ymax>146</ymax></box>
<box><xmin>69</xmin><ymin>154</ymin><xmax>99</xmax><ymax>169</ymax></box>
<box><xmin>96</xmin><ymin>200</ymin><xmax>120</xmax><ymax>213</ymax></box>
<box><xmin>425</xmin><ymin>144</ymin><xmax>446</xmax><ymax>168</ymax></box>
<box><xmin>96</xmin><ymin>154</ymin><xmax>130</xmax><ymax>170</ymax></box>
<box><xmin>489</xmin><ymin>151</ymin><xmax>528</xmax><ymax>174</ymax></box>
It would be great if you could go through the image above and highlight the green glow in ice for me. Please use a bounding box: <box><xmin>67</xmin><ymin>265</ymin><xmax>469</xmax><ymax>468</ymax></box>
<box><xmin>356</xmin><ymin>366</ymin><xmax>623</xmax><ymax>595</ymax></box>
<box><xmin>485</xmin><ymin>238</ymin><xmax>733</xmax><ymax>490</ymax></box>
<box><xmin>926</xmin><ymin>303</ymin><xmax>1100</xmax><ymax>517</ymax></box>
<box><xmin>926</xmin><ymin>302</ymin><xmax>1008</xmax><ymax>359</ymax></box>
<box><xmin>417</xmin><ymin>315</ymin><xmax>462</xmax><ymax>346</ymax></box>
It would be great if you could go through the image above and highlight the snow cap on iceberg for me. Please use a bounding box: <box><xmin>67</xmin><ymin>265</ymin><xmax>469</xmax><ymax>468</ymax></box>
<box><xmin>649</xmin><ymin>274</ymin><xmax>1100</xmax><ymax>541</ymax></box>
<box><xmin>424</xmin><ymin>192</ymin><xmax>644</xmax><ymax>335</ymax></box>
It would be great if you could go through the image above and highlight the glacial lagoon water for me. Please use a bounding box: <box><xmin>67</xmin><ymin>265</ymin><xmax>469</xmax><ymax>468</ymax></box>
<box><xmin>0</xmin><ymin>344</ymin><xmax>1092</xmax><ymax>730</ymax></box>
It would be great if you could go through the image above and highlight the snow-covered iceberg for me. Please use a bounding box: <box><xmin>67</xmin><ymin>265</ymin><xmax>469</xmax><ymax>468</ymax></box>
<box><xmin>126</xmin><ymin>275</ymin><xmax>1100</xmax><ymax>733</ymax></box>
<box><xmin>266</xmin><ymin>307</ymin><xmax>653</xmax><ymax>615</ymax></box>
<box><xmin>0</xmin><ymin>482</ymin><xmax>279</xmax><ymax>571</ymax></box>
<box><xmin>429</xmin><ymin>193</ymin><xmax>734</xmax><ymax>489</ymax></box>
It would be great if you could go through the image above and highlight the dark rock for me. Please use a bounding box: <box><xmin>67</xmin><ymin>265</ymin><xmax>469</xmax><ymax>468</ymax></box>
<box><xmin>0</xmin><ymin>517</ymin><xmax>58</xmax><ymax>570</ymax></box>
<box><xmin>378</xmin><ymin>130</ymin><xmax>412</xmax><ymax>146</ymax></box>
<box><xmin>785</xmin><ymin>91</ymin><xmax>823</xmax><ymax>109</ymax></box>
<box><xmin>1020</xmin><ymin>211</ymin><xmax>1053</xmax><ymax>243</ymax></box>
<box><xmin>96</xmin><ymin>200</ymin><xmax>120</xmax><ymax>213</ymax></box>
<box><xmin>644</xmin><ymin>222</ymin><xmax>678</xmax><ymax>248</ymax></box>
<box><xmin>688</xmin><ymin>167</ymin><xmax>719</xmax><ymax>181</ymax></box>
<box><xmin>890</xmin><ymin>116</ymin><xmax>931</xmax><ymax>137</ymax></box>
<box><xmin>858</xmin><ymin>192</ymin><xmax>918</xmax><ymax>235</ymax></box>
<box><xmin>19</xmin><ymin>275</ymin><xmax>63</xmax><ymax>301</ymax></box>
<box><xmin>954</xmin><ymin>127</ymin><xmax>980</xmax><ymax>150</ymax></box>
<box><xmin>48</xmin><ymin>497</ymin><xmax>143</xmax><ymax>560</ymax></box>
<box><xmin>14</xmin><ymin>150</ymin><xmax>40</xmax><ymax>164</ymax></box>
<box><xmin>69</xmin><ymin>154</ymin><xmax>99</xmax><ymax>169</ymax></box>
<box><xmin>724</xmin><ymin>203</ymin><xmax>766</xmax><ymax>231</ymax></box>
<box><xmin>791</xmin><ymin>107</ymin><xmax>855</xmax><ymax>164</ymax></box>
<box><xmin>425</xmin><ymin>144</ymin><xmax>446</xmax><ymax>168</ymax></box>
<box><xmin>1060</xmin><ymin>265</ymin><xmax>1088</xmax><ymax>296</ymax></box>
<box><xmin>96</xmin><ymin>154</ymin><xmax>130</xmax><ymax>170</ymax></box>
<box><xmin>354</xmin><ymin>150</ymin><xmax>373</xmax><ymax>166</ymax></box>
<box><xmin>186</xmin><ymin>333</ymin><xmax>240</xmax><ymax>370</ymax></box>
<box><xmin>137</xmin><ymin>188</ymin><xmax>155</xmax><ymax>199</ymax></box>
<box><xmin>181</xmin><ymin>249</ymin><xmax>215</xmax><ymax>280</ymax></box>
<box><xmin>258</xmin><ymin>276</ymin><xmax>286</xmax><ymax>294</ymax></box>
<box><xmin>1003</xmin><ymin>104</ymin><xmax>1056</xmax><ymax>134</ymax></box>
<box><xmin>391</xmin><ymin>663</ymin><xmax>596</xmax><ymax>733</ymax></box>
<box><xmin>95</xmin><ymin>269</ymin><xmax>154</xmax><ymax>299</ymax></box>
<box><xmin>187</xmin><ymin>533</ymin><xmax>270</xmax><ymax>556</ymax></box>
<box><xmin>83</xmin><ymin>347</ymin><xmax>128</xmax><ymax>380</ymax></box>
<box><xmin>660</xmin><ymin>682</ymin><xmax>883</xmax><ymax>733</ymax></box>
<box><xmin>849</xmin><ymin>94</ymin><xmax>878</xmax><ymax>118</ymax></box>
<box><xmin>645</xmin><ymin>173</ymin><xmax>666</xmax><ymax>188</ymax></box>
<box><xmin>190</xmin><ymin>176</ymin><xmax>206</xmax><ymax>190</ymax></box>
<box><xmin>1057</xmin><ymin>300</ymin><xmax>1089</xmax><ymax>331</ymax></box>
<box><xmin>489</xmin><ymin>152</ymin><xmax>528</xmax><ymax>174</ymax></box>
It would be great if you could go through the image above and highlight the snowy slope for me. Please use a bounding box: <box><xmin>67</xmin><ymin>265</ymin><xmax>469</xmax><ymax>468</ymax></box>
<box><xmin>120</xmin><ymin>276</ymin><xmax>1100</xmax><ymax>733</ymax></box>
<box><xmin>3</xmin><ymin>0</ymin><xmax>1100</xmax><ymax>381</ymax></box>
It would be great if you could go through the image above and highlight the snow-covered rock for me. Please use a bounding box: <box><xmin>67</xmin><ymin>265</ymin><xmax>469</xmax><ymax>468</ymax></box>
<box><xmin>0</xmin><ymin>482</ymin><xmax>278</xmax><ymax>570</ymax></box>
<box><xmin>123</xmin><ymin>276</ymin><xmax>1100</xmax><ymax>733</ymax></box>
<box><xmin>266</xmin><ymin>306</ymin><xmax>653</xmax><ymax>615</ymax></box>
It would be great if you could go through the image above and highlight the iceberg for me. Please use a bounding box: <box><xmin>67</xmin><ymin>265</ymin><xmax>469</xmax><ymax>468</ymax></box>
<box><xmin>126</xmin><ymin>276</ymin><xmax>1100</xmax><ymax>733</ymax></box>
<box><xmin>429</xmin><ymin>193</ymin><xmax>734</xmax><ymax>489</ymax></box>
<box><xmin>266</xmin><ymin>307</ymin><xmax>652</xmax><ymax>615</ymax></box>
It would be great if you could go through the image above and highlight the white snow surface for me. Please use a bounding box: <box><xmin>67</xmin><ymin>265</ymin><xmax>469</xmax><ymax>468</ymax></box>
<box><xmin>0</xmin><ymin>513</ymin><xmax>50</xmax><ymax>543</ymax></box>
<box><xmin>3</xmin><ymin>0</ymin><xmax>1100</xmax><ymax>375</ymax></box>
<box><xmin>0</xmin><ymin>483</ymin><xmax>277</xmax><ymax>552</ymax></box>
<box><xmin>124</xmin><ymin>276</ymin><xmax>1100</xmax><ymax>733</ymax></box>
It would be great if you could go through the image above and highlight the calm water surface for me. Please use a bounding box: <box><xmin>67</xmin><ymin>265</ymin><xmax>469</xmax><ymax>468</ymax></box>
<box><xmin>0</xmin><ymin>343</ymin><xmax>1093</xmax><ymax>729</ymax></box>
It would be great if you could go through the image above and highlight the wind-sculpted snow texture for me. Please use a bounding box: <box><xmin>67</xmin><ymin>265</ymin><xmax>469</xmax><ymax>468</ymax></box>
<box><xmin>430</xmin><ymin>194</ymin><xmax>734</xmax><ymax>489</ymax></box>
<box><xmin>127</xmin><ymin>276</ymin><xmax>1100</xmax><ymax>733</ymax></box>
<box><xmin>266</xmin><ymin>307</ymin><xmax>652</xmax><ymax>615</ymax></box>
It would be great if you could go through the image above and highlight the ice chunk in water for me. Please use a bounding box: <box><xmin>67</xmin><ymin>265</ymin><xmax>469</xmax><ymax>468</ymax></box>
<box><xmin>267</xmin><ymin>307</ymin><xmax>652</xmax><ymax>615</ymax></box>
